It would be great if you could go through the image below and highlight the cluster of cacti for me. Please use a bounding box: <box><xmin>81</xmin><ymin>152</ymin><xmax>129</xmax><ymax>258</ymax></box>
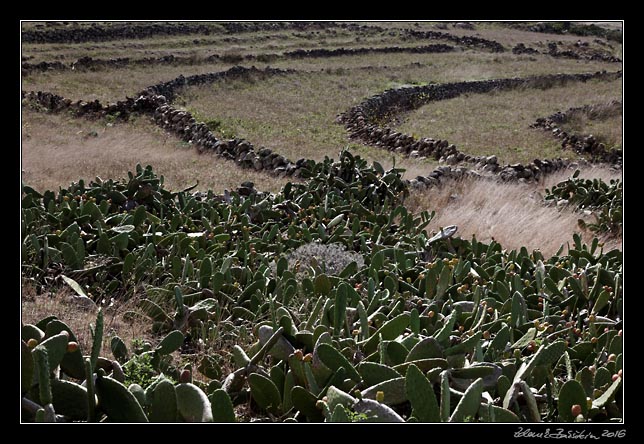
<box><xmin>545</xmin><ymin>170</ymin><xmax>622</xmax><ymax>235</ymax></box>
<box><xmin>21</xmin><ymin>309</ymin><xmax>237</xmax><ymax>422</ymax></box>
<box><xmin>21</xmin><ymin>151</ymin><xmax>622</xmax><ymax>422</ymax></box>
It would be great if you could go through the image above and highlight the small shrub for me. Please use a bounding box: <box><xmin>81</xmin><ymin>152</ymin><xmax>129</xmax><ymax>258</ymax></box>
<box><xmin>123</xmin><ymin>352</ymin><xmax>157</xmax><ymax>388</ymax></box>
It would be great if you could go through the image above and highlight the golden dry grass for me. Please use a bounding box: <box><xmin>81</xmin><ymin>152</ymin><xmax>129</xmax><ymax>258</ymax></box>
<box><xmin>396</xmin><ymin>79</ymin><xmax>622</xmax><ymax>164</ymax></box>
<box><xmin>21</xmin><ymin>108</ymin><xmax>289</xmax><ymax>194</ymax></box>
<box><xmin>405</xmin><ymin>166</ymin><xmax>622</xmax><ymax>257</ymax></box>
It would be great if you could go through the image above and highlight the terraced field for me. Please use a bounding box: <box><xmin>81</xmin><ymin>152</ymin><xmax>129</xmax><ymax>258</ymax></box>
<box><xmin>21</xmin><ymin>21</ymin><xmax>623</xmax><ymax>424</ymax></box>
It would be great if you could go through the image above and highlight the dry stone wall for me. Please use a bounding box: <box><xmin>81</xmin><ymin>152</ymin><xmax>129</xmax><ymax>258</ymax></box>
<box><xmin>397</xmin><ymin>28</ymin><xmax>505</xmax><ymax>52</ymax></box>
<box><xmin>22</xmin><ymin>63</ymin><xmax>622</xmax><ymax>193</ymax></box>
<box><xmin>338</xmin><ymin>70</ymin><xmax>622</xmax><ymax>188</ymax></box>
<box><xmin>22</xmin><ymin>22</ymin><xmax>334</xmax><ymax>44</ymax></box>
<box><xmin>22</xmin><ymin>66</ymin><xmax>305</xmax><ymax>178</ymax></box>
<box><xmin>22</xmin><ymin>44</ymin><xmax>456</xmax><ymax>75</ymax></box>
<box><xmin>531</xmin><ymin>101</ymin><xmax>622</xmax><ymax>165</ymax></box>
<box><xmin>512</xmin><ymin>42</ymin><xmax>621</xmax><ymax>63</ymax></box>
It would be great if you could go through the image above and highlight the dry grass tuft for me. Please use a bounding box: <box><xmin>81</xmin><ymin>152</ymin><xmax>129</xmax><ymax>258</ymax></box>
<box><xmin>406</xmin><ymin>166</ymin><xmax>622</xmax><ymax>257</ymax></box>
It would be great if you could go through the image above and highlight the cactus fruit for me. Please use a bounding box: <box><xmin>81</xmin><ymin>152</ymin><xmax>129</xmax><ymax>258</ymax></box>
<box><xmin>179</xmin><ymin>368</ymin><xmax>192</xmax><ymax>384</ymax></box>
<box><xmin>558</xmin><ymin>379</ymin><xmax>588</xmax><ymax>422</ymax></box>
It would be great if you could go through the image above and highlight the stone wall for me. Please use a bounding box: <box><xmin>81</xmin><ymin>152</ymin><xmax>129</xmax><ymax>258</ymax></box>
<box><xmin>512</xmin><ymin>42</ymin><xmax>622</xmax><ymax>63</ymax></box>
<box><xmin>405</xmin><ymin>159</ymin><xmax>580</xmax><ymax>191</ymax></box>
<box><xmin>398</xmin><ymin>29</ymin><xmax>505</xmax><ymax>52</ymax></box>
<box><xmin>531</xmin><ymin>101</ymin><xmax>622</xmax><ymax>165</ymax></box>
<box><xmin>338</xmin><ymin>70</ymin><xmax>622</xmax><ymax>185</ymax></box>
<box><xmin>22</xmin><ymin>44</ymin><xmax>455</xmax><ymax>75</ymax></box>
<box><xmin>22</xmin><ymin>66</ymin><xmax>305</xmax><ymax>178</ymax></box>
<box><xmin>22</xmin><ymin>64</ymin><xmax>621</xmax><ymax>192</ymax></box>
<box><xmin>22</xmin><ymin>22</ymin><xmax>334</xmax><ymax>44</ymax></box>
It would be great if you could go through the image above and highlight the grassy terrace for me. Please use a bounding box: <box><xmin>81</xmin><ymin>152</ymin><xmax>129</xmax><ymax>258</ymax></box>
<box><xmin>395</xmin><ymin>78</ymin><xmax>622</xmax><ymax>163</ymax></box>
<box><xmin>23</xmin><ymin>26</ymin><xmax>619</xmax><ymax>102</ymax></box>
<box><xmin>21</xmin><ymin>26</ymin><xmax>454</xmax><ymax>63</ymax></box>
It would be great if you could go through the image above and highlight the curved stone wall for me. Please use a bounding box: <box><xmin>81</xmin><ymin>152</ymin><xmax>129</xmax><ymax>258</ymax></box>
<box><xmin>22</xmin><ymin>66</ymin><xmax>304</xmax><ymax>178</ymax></box>
<box><xmin>531</xmin><ymin>101</ymin><xmax>622</xmax><ymax>165</ymax></box>
<box><xmin>337</xmin><ymin>70</ymin><xmax>621</xmax><ymax>187</ymax></box>
<box><xmin>22</xmin><ymin>64</ymin><xmax>622</xmax><ymax>192</ymax></box>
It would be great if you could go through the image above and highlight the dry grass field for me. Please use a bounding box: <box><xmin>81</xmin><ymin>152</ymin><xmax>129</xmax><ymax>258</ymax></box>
<box><xmin>21</xmin><ymin>108</ymin><xmax>290</xmax><ymax>194</ymax></box>
<box><xmin>406</xmin><ymin>166</ymin><xmax>622</xmax><ymax>257</ymax></box>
